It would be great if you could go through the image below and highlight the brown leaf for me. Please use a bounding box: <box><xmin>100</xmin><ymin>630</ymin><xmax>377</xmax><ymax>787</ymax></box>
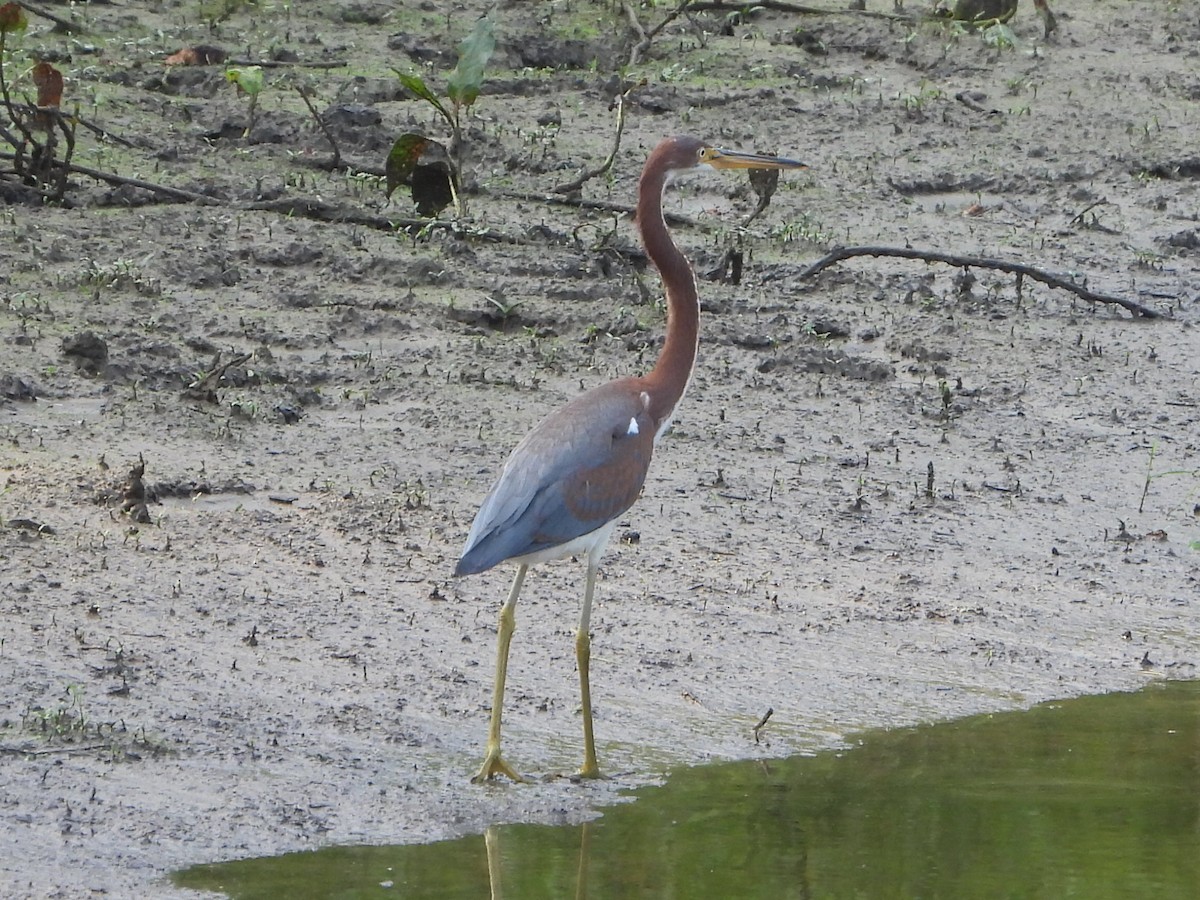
<box><xmin>385</xmin><ymin>133</ymin><xmax>431</xmax><ymax>198</ymax></box>
<box><xmin>32</xmin><ymin>61</ymin><xmax>63</xmax><ymax>108</ymax></box>
<box><xmin>0</xmin><ymin>2</ymin><xmax>28</xmax><ymax>34</ymax></box>
<box><xmin>164</xmin><ymin>48</ymin><xmax>198</xmax><ymax>66</ymax></box>
<box><xmin>165</xmin><ymin>45</ymin><xmax>227</xmax><ymax>66</ymax></box>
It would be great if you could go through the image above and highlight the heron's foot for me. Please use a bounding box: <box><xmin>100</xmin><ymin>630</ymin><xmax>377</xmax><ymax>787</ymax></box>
<box><xmin>471</xmin><ymin>748</ymin><xmax>526</xmax><ymax>784</ymax></box>
<box><xmin>576</xmin><ymin>759</ymin><xmax>603</xmax><ymax>780</ymax></box>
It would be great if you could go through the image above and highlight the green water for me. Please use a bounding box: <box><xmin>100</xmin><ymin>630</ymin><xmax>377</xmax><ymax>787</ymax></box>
<box><xmin>175</xmin><ymin>681</ymin><xmax>1200</xmax><ymax>899</ymax></box>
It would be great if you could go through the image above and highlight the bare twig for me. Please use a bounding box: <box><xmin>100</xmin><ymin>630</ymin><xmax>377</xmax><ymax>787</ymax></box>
<box><xmin>0</xmin><ymin>150</ymin><xmax>221</xmax><ymax>204</ymax></box>
<box><xmin>644</xmin><ymin>0</ymin><xmax>697</xmax><ymax>41</ymax></box>
<box><xmin>622</xmin><ymin>2</ymin><xmax>651</xmax><ymax>64</ymax></box>
<box><xmin>184</xmin><ymin>352</ymin><xmax>253</xmax><ymax>403</ymax></box>
<box><xmin>296</xmin><ymin>84</ymin><xmax>340</xmax><ymax>170</ymax></box>
<box><xmin>1069</xmin><ymin>198</ymin><xmax>1110</xmax><ymax>227</ymax></box>
<box><xmin>752</xmin><ymin>707</ymin><xmax>774</xmax><ymax>743</ymax></box>
<box><xmin>17</xmin><ymin>1</ymin><xmax>81</xmax><ymax>33</ymax></box>
<box><xmin>800</xmin><ymin>245</ymin><xmax>1162</xmax><ymax>319</ymax></box>
<box><xmin>4</xmin><ymin>101</ymin><xmax>136</xmax><ymax>148</ymax></box>
<box><xmin>624</xmin><ymin>0</ymin><xmax>697</xmax><ymax>66</ymax></box>
<box><xmin>553</xmin><ymin>89</ymin><xmax>631</xmax><ymax>194</ymax></box>
<box><xmin>60</xmin><ymin>160</ymin><xmax>208</xmax><ymax>204</ymax></box>
<box><xmin>70</xmin><ymin>112</ymin><xmax>139</xmax><ymax>149</ymax></box>
<box><xmin>0</xmin><ymin>98</ymin><xmax>77</xmax><ymax>200</ymax></box>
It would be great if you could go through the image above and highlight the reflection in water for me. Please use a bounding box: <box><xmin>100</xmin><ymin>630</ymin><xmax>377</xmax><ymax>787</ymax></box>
<box><xmin>175</xmin><ymin>681</ymin><xmax>1200</xmax><ymax>899</ymax></box>
<box><xmin>485</xmin><ymin>826</ymin><xmax>501</xmax><ymax>900</ymax></box>
<box><xmin>486</xmin><ymin>822</ymin><xmax>593</xmax><ymax>900</ymax></box>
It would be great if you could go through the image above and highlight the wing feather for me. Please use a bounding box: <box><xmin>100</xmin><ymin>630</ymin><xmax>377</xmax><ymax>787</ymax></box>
<box><xmin>455</xmin><ymin>381</ymin><xmax>656</xmax><ymax>575</ymax></box>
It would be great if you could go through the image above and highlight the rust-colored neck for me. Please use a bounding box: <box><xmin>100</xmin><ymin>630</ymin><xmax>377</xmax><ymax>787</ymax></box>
<box><xmin>638</xmin><ymin>156</ymin><xmax>699</xmax><ymax>429</ymax></box>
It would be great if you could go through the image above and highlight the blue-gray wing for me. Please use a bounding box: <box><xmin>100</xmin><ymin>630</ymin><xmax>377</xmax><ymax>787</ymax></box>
<box><xmin>455</xmin><ymin>381</ymin><xmax>656</xmax><ymax>576</ymax></box>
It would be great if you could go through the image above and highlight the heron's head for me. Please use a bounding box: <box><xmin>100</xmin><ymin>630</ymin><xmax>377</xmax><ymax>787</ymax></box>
<box><xmin>654</xmin><ymin>135</ymin><xmax>806</xmax><ymax>174</ymax></box>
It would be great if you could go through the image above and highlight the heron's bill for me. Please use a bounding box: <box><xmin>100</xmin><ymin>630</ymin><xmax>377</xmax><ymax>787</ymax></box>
<box><xmin>702</xmin><ymin>147</ymin><xmax>807</xmax><ymax>170</ymax></box>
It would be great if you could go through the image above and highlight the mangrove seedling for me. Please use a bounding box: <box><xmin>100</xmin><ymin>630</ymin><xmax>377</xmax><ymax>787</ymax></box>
<box><xmin>391</xmin><ymin>16</ymin><xmax>494</xmax><ymax>213</ymax></box>
<box><xmin>225</xmin><ymin>65</ymin><xmax>264</xmax><ymax>137</ymax></box>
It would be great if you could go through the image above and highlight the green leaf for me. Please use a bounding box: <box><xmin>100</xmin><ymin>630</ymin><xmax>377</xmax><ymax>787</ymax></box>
<box><xmin>225</xmin><ymin>65</ymin><xmax>264</xmax><ymax>97</ymax></box>
<box><xmin>385</xmin><ymin>133</ymin><xmax>431</xmax><ymax>198</ymax></box>
<box><xmin>395</xmin><ymin>71</ymin><xmax>437</xmax><ymax>106</ymax></box>
<box><xmin>981</xmin><ymin>22</ymin><xmax>1016</xmax><ymax>49</ymax></box>
<box><xmin>394</xmin><ymin>70</ymin><xmax>452</xmax><ymax>123</ymax></box>
<box><xmin>446</xmin><ymin>16</ymin><xmax>495</xmax><ymax>110</ymax></box>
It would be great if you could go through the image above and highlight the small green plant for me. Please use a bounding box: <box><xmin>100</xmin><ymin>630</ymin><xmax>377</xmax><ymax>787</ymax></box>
<box><xmin>981</xmin><ymin>22</ymin><xmax>1017</xmax><ymax>49</ymax></box>
<box><xmin>1131</xmin><ymin>248</ymin><xmax>1165</xmax><ymax>271</ymax></box>
<box><xmin>391</xmin><ymin>16</ymin><xmax>495</xmax><ymax>214</ymax></box>
<box><xmin>228</xmin><ymin>395</ymin><xmax>259</xmax><ymax>419</ymax></box>
<box><xmin>24</xmin><ymin>683</ymin><xmax>89</xmax><ymax>741</ymax></box>
<box><xmin>399</xmin><ymin>478</ymin><xmax>429</xmax><ymax>510</ymax></box>
<box><xmin>659</xmin><ymin>62</ymin><xmax>694</xmax><ymax>82</ymax></box>
<box><xmin>800</xmin><ymin>321</ymin><xmax>832</xmax><ymax>342</ymax></box>
<box><xmin>225</xmin><ymin>65</ymin><xmax>264</xmax><ymax>137</ymax></box>
<box><xmin>1138</xmin><ymin>444</ymin><xmax>1198</xmax><ymax>514</ymax></box>
<box><xmin>770</xmin><ymin>213</ymin><xmax>834</xmax><ymax>246</ymax></box>
<box><xmin>484</xmin><ymin>292</ymin><xmax>524</xmax><ymax>326</ymax></box>
<box><xmin>82</xmin><ymin>256</ymin><xmax>161</xmax><ymax>295</ymax></box>
<box><xmin>899</xmin><ymin>81</ymin><xmax>945</xmax><ymax>118</ymax></box>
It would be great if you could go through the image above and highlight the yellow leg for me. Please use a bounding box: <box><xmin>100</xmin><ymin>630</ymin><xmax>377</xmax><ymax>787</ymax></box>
<box><xmin>576</xmin><ymin>563</ymin><xmax>601</xmax><ymax>779</ymax></box>
<box><xmin>473</xmin><ymin>565</ymin><xmax>528</xmax><ymax>784</ymax></box>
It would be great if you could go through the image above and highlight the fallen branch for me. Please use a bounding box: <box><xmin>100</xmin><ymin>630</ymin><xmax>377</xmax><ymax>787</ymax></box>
<box><xmin>487</xmin><ymin>187</ymin><xmax>697</xmax><ymax>228</ymax></box>
<box><xmin>0</xmin><ymin>743</ymin><xmax>115</xmax><ymax>756</ymax></box>
<box><xmin>553</xmin><ymin>88</ymin><xmax>631</xmax><ymax>194</ymax></box>
<box><xmin>63</xmin><ymin>158</ymin><xmax>221</xmax><ymax>204</ymax></box>
<box><xmin>687</xmin><ymin>0</ymin><xmax>915</xmax><ymax>21</ymax></box>
<box><xmin>4</xmin><ymin>101</ymin><xmax>136</xmax><ymax>148</ymax></box>
<box><xmin>0</xmin><ymin>151</ymin><xmax>221</xmax><ymax>204</ymax></box>
<box><xmin>70</xmin><ymin>113</ymin><xmax>139</xmax><ymax>149</ymax></box>
<box><xmin>245</xmin><ymin>196</ymin><xmax>520</xmax><ymax>242</ymax></box>
<box><xmin>17</xmin><ymin>0</ymin><xmax>81</xmax><ymax>33</ymax></box>
<box><xmin>227</xmin><ymin>57</ymin><xmax>348</xmax><ymax>70</ymax></box>
<box><xmin>623</xmin><ymin>0</ymin><xmax>697</xmax><ymax>66</ymax></box>
<box><xmin>800</xmin><ymin>245</ymin><xmax>1162</xmax><ymax>319</ymax></box>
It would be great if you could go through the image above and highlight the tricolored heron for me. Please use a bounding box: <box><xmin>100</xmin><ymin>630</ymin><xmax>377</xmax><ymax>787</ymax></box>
<box><xmin>455</xmin><ymin>135</ymin><xmax>806</xmax><ymax>783</ymax></box>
